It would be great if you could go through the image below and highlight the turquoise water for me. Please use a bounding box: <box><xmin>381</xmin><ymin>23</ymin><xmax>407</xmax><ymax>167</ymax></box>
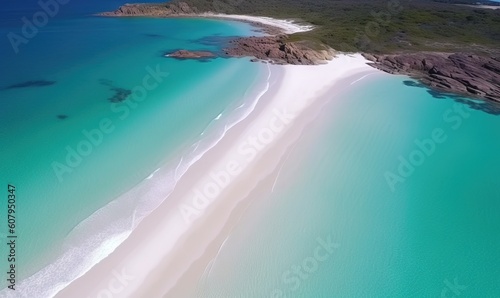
<box><xmin>0</xmin><ymin>10</ymin><xmax>265</xmax><ymax>296</ymax></box>
<box><xmin>195</xmin><ymin>74</ymin><xmax>500</xmax><ymax>297</ymax></box>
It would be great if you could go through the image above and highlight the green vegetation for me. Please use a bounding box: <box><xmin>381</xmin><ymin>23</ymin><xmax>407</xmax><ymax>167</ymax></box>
<box><xmin>170</xmin><ymin>0</ymin><xmax>500</xmax><ymax>54</ymax></box>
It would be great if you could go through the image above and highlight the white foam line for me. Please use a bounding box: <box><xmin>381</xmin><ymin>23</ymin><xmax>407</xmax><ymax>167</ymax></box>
<box><xmin>146</xmin><ymin>168</ymin><xmax>161</xmax><ymax>180</ymax></box>
<box><xmin>174</xmin><ymin>156</ymin><xmax>184</xmax><ymax>181</ymax></box>
<box><xmin>203</xmin><ymin>198</ymin><xmax>255</xmax><ymax>282</ymax></box>
<box><xmin>271</xmin><ymin>142</ymin><xmax>298</xmax><ymax>192</ymax></box>
<box><xmin>206</xmin><ymin>235</ymin><xmax>231</xmax><ymax>279</ymax></box>
<box><xmin>201</xmin><ymin>259</ymin><xmax>215</xmax><ymax>283</ymax></box>
<box><xmin>131</xmin><ymin>210</ymin><xmax>138</xmax><ymax>228</ymax></box>
<box><xmin>350</xmin><ymin>73</ymin><xmax>374</xmax><ymax>85</ymax></box>
<box><xmin>13</xmin><ymin>64</ymin><xmax>275</xmax><ymax>298</ymax></box>
<box><xmin>191</xmin><ymin>141</ymin><xmax>201</xmax><ymax>153</ymax></box>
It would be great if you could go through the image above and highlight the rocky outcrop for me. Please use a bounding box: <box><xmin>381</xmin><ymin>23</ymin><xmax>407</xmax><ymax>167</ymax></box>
<box><xmin>225</xmin><ymin>36</ymin><xmax>335</xmax><ymax>65</ymax></box>
<box><xmin>160</xmin><ymin>36</ymin><xmax>335</xmax><ymax>65</ymax></box>
<box><xmin>99</xmin><ymin>2</ymin><xmax>197</xmax><ymax>17</ymax></box>
<box><xmin>100</xmin><ymin>2</ymin><xmax>499</xmax><ymax>103</ymax></box>
<box><xmin>100</xmin><ymin>3</ymin><xmax>331</xmax><ymax>65</ymax></box>
<box><xmin>364</xmin><ymin>52</ymin><xmax>500</xmax><ymax>102</ymax></box>
<box><xmin>166</xmin><ymin>50</ymin><xmax>216</xmax><ymax>59</ymax></box>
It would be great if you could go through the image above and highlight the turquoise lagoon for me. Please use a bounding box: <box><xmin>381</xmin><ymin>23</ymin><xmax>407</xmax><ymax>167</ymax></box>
<box><xmin>194</xmin><ymin>75</ymin><xmax>500</xmax><ymax>297</ymax></box>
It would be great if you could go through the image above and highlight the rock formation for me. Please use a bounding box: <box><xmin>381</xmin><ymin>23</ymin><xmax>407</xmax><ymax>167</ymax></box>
<box><xmin>166</xmin><ymin>50</ymin><xmax>216</xmax><ymax>59</ymax></box>
<box><xmin>100</xmin><ymin>2</ymin><xmax>499</xmax><ymax>103</ymax></box>
<box><xmin>364</xmin><ymin>53</ymin><xmax>500</xmax><ymax>102</ymax></box>
<box><xmin>224</xmin><ymin>36</ymin><xmax>335</xmax><ymax>65</ymax></box>
<box><xmin>100</xmin><ymin>3</ymin><xmax>333</xmax><ymax>65</ymax></box>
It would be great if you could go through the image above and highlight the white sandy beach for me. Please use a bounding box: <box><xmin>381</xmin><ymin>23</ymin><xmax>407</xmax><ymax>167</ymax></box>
<box><xmin>457</xmin><ymin>4</ymin><xmax>500</xmax><ymax>10</ymax></box>
<box><xmin>54</xmin><ymin>53</ymin><xmax>379</xmax><ymax>298</ymax></box>
<box><xmin>200</xmin><ymin>13</ymin><xmax>314</xmax><ymax>34</ymax></box>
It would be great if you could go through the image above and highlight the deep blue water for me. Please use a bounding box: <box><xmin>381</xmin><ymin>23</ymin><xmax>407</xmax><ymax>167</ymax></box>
<box><xmin>0</xmin><ymin>0</ymin><xmax>166</xmax><ymax>18</ymax></box>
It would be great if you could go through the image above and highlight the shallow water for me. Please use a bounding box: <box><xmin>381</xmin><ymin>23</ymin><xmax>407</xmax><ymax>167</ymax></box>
<box><xmin>0</xmin><ymin>6</ymin><xmax>265</xmax><ymax>296</ymax></box>
<box><xmin>195</xmin><ymin>74</ymin><xmax>500</xmax><ymax>297</ymax></box>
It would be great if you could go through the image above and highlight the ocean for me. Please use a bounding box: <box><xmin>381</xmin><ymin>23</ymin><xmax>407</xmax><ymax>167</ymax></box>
<box><xmin>0</xmin><ymin>1</ymin><xmax>265</xmax><ymax>296</ymax></box>
<box><xmin>1</xmin><ymin>1</ymin><xmax>499</xmax><ymax>297</ymax></box>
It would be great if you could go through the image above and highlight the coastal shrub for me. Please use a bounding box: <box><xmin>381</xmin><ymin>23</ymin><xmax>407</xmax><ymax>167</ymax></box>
<box><xmin>173</xmin><ymin>0</ymin><xmax>500</xmax><ymax>54</ymax></box>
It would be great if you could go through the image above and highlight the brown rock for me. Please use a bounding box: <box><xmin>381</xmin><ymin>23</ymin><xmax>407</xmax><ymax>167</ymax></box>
<box><xmin>165</xmin><ymin>50</ymin><xmax>216</xmax><ymax>59</ymax></box>
<box><xmin>224</xmin><ymin>35</ymin><xmax>335</xmax><ymax>65</ymax></box>
<box><xmin>363</xmin><ymin>52</ymin><xmax>500</xmax><ymax>103</ymax></box>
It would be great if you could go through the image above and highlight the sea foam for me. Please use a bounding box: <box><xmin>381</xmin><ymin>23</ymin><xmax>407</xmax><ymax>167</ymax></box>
<box><xmin>0</xmin><ymin>63</ymin><xmax>273</xmax><ymax>298</ymax></box>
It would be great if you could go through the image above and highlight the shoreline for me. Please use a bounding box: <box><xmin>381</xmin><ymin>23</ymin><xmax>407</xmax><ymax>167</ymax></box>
<box><xmin>364</xmin><ymin>52</ymin><xmax>500</xmax><ymax>104</ymax></box>
<box><xmin>98</xmin><ymin>3</ymin><xmax>336</xmax><ymax>65</ymax></box>
<box><xmin>55</xmin><ymin>54</ymin><xmax>380</xmax><ymax>297</ymax></box>
<box><xmin>100</xmin><ymin>1</ymin><xmax>500</xmax><ymax>102</ymax></box>
<box><xmin>197</xmin><ymin>13</ymin><xmax>314</xmax><ymax>35</ymax></box>
<box><xmin>98</xmin><ymin>6</ymin><xmax>313</xmax><ymax>36</ymax></box>
<box><xmin>155</xmin><ymin>64</ymin><xmax>380</xmax><ymax>298</ymax></box>
<box><xmin>456</xmin><ymin>4</ymin><xmax>500</xmax><ymax>10</ymax></box>
<box><xmin>3</xmin><ymin>1</ymin><xmax>500</xmax><ymax>295</ymax></box>
<box><xmin>99</xmin><ymin>13</ymin><xmax>311</xmax><ymax>36</ymax></box>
